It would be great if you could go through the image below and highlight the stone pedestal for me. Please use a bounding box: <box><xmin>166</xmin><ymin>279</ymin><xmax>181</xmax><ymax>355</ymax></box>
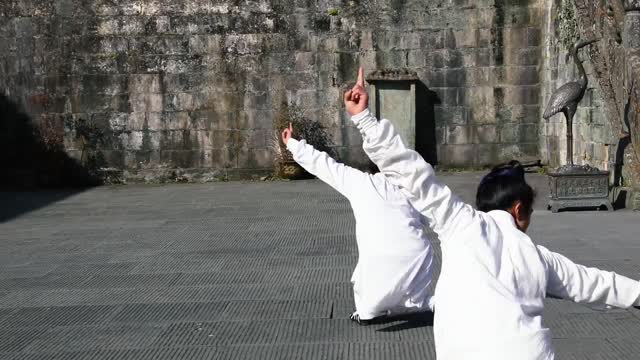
<box><xmin>547</xmin><ymin>165</ymin><xmax>613</xmax><ymax>212</ymax></box>
<box><xmin>367</xmin><ymin>69</ymin><xmax>418</xmax><ymax>149</ymax></box>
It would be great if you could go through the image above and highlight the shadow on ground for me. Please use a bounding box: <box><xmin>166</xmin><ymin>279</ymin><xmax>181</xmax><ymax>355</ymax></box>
<box><xmin>0</xmin><ymin>189</ymin><xmax>86</xmax><ymax>223</ymax></box>
<box><xmin>0</xmin><ymin>93</ymin><xmax>96</xmax><ymax>221</ymax></box>
<box><xmin>374</xmin><ymin>311</ymin><xmax>435</xmax><ymax>332</ymax></box>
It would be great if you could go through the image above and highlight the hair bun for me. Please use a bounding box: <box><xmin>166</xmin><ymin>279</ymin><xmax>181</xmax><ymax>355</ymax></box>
<box><xmin>480</xmin><ymin>161</ymin><xmax>525</xmax><ymax>187</ymax></box>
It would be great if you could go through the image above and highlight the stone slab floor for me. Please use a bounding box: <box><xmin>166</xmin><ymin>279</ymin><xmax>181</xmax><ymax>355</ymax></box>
<box><xmin>1</xmin><ymin>173</ymin><xmax>640</xmax><ymax>359</ymax></box>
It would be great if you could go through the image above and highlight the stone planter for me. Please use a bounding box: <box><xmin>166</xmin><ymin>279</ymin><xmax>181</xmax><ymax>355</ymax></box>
<box><xmin>547</xmin><ymin>165</ymin><xmax>613</xmax><ymax>212</ymax></box>
<box><xmin>277</xmin><ymin>160</ymin><xmax>310</xmax><ymax>180</ymax></box>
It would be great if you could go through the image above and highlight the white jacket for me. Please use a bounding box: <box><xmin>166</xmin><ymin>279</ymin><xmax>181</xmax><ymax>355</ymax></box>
<box><xmin>352</xmin><ymin>109</ymin><xmax>640</xmax><ymax>360</ymax></box>
<box><xmin>286</xmin><ymin>138</ymin><xmax>434</xmax><ymax>319</ymax></box>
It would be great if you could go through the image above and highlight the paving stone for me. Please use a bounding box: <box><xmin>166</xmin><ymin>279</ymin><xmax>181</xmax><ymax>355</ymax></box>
<box><xmin>222</xmin><ymin>257</ymin><xmax>308</xmax><ymax>271</ymax></box>
<box><xmin>6</xmin><ymin>348</ymin><xmax>220</xmax><ymax>360</ymax></box>
<box><xmin>81</xmin><ymin>274</ymin><xmax>180</xmax><ymax>289</ymax></box>
<box><xmin>220</xmin><ymin>300</ymin><xmax>332</xmax><ymax>321</ymax></box>
<box><xmin>297</xmin><ymin>268</ymin><xmax>352</xmax><ymax>283</ymax></box>
<box><xmin>546</xmin><ymin>312</ymin><xmax>640</xmax><ymax>338</ymax></box>
<box><xmin>215</xmin><ymin>344</ymin><xmax>349</xmax><ymax>360</ymax></box>
<box><xmin>152</xmin><ymin>322</ymin><xmax>224</xmax><ymax>346</ymax></box>
<box><xmin>49</xmin><ymin>263</ymin><xmax>137</xmax><ymax>276</ymax></box>
<box><xmin>22</xmin><ymin>324</ymin><xmax>167</xmax><ymax>354</ymax></box>
<box><xmin>0</xmin><ymin>305</ymin><xmax>119</xmax><ymax>328</ymax></box>
<box><xmin>276</xmin><ymin>319</ymin><xmax>401</xmax><ymax>343</ymax></box>
<box><xmin>0</xmin><ymin>274</ymin><xmax>92</xmax><ymax>291</ymax></box>
<box><xmin>303</xmin><ymin>255</ymin><xmax>358</xmax><ymax>269</ymax></box>
<box><xmin>347</xmin><ymin>342</ymin><xmax>436</xmax><ymax>360</ymax></box>
<box><xmin>544</xmin><ymin>298</ymin><xmax>626</xmax><ymax>315</ymax></box>
<box><xmin>0</xmin><ymin>307</ymin><xmax>16</xmax><ymax>323</ymax></box>
<box><xmin>129</xmin><ymin>259</ymin><xmax>226</xmax><ymax>274</ymax></box>
<box><xmin>112</xmin><ymin>302</ymin><xmax>228</xmax><ymax>323</ymax></box>
<box><xmin>0</xmin><ymin>265</ymin><xmax>58</xmax><ymax>280</ymax></box>
<box><xmin>553</xmin><ymin>338</ymin><xmax>624</xmax><ymax>360</ymax></box>
<box><xmin>0</xmin><ymin>328</ymin><xmax>48</xmax><ymax>352</ymax></box>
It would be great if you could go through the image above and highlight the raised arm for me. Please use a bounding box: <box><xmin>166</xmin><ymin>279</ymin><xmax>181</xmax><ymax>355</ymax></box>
<box><xmin>538</xmin><ymin>245</ymin><xmax>640</xmax><ymax>309</ymax></box>
<box><xmin>344</xmin><ymin>69</ymin><xmax>475</xmax><ymax>238</ymax></box>
<box><xmin>283</xmin><ymin>124</ymin><xmax>367</xmax><ymax>199</ymax></box>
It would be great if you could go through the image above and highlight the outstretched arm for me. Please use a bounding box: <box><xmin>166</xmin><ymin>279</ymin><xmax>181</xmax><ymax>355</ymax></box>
<box><xmin>345</xmin><ymin>69</ymin><xmax>475</xmax><ymax>238</ymax></box>
<box><xmin>283</xmin><ymin>124</ymin><xmax>367</xmax><ymax>198</ymax></box>
<box><xmin>538</xmin><ymin>245</ymin><xmax>640</xmax><ymax>308</ymax></box>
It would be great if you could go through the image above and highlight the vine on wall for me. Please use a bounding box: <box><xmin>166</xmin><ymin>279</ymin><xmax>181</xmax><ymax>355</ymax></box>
<box><xmin>555</xmin><ymin>0</ymin><xmax>580</xmax><ymax>50</ymax></box>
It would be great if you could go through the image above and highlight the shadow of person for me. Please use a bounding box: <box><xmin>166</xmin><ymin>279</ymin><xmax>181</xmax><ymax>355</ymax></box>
<box><xmin>372</xmin><ymin>311</ymin><xmax>435</xmax><ymax>332</ymax></box>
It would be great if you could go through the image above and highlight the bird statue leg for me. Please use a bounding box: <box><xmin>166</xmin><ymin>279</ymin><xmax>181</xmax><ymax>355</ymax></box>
<box><xmin>564</xmin><ymin>106</ymin><xmax>577</xmax><ymax>166</ymax></box>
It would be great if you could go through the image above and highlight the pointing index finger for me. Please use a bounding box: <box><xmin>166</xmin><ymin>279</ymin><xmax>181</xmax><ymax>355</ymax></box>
<box><xmin>357</xmin><ymin>67</ymin><xmax>365</xmax><ymax>87</ymax></box>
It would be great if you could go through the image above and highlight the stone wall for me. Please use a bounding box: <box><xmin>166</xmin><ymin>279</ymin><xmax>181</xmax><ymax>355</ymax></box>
<box><xmin>1</xmin><ymin>0</ymin><xmax>547</xmax><ymax>183</ymax></box>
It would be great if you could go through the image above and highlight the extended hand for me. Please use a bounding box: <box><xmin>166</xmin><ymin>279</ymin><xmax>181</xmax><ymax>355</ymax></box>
<box><xmin>344</xmin><ymin>67</ymin><xmax>369</xmax><ymax>116</ymax></box>
<box><xmin>281</xmin><ymin>122</ymin><xmax>293</xmax><ymax>145</ymax></box>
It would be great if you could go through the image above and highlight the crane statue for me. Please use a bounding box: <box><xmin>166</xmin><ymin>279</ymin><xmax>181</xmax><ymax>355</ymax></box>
<box><xmin>543</xmin><ymin>38</ymin><xmax>599</xmax><ymax>170</ymax></box>
<box><xmin>543</xmin><ymin>37</ymin><xmax>613</xmax><ymax>213</ymax></box>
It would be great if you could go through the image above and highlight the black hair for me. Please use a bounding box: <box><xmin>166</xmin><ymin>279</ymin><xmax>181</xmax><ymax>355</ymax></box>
<box><xmin>476</xmin><ymin>160</ymin><xmax>535</xmax><ymax>213</ymax></box>
<box><xmin>367</xmin><ymin>161</ymin><xmax>380</xmax><ymax>174</ymax></box>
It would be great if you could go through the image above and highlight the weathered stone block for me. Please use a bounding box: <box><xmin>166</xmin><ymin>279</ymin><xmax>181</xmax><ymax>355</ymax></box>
<box><xmin>453</xmin><ymin>29</ymin><xmax>477</xmax><ymax>48</ymax></box>
<box><xmin>128</xmin><ymin>74</ymin><xmax>162</xmax><ymax>94</ymax></box>
<box><xmin>475</xmin><ymin>144</ymin><xmax>501</xmax><ymax>167</ymax></box>
<box><xmin>474</xmin><ymin>125</ymin><xmax>499</xmax><ymax>144</ymax></box>
<box><xmin>433</xmin><ymin>50</ymin><xmax>446</xmax><ymax>69</ymax></box>
<box><xmin>160</xmin><ymin>150</ymin><xmax>205</xmax><ymax>168</ymax></box>
<box><xmin>439</xmin><ymin>144</ymin><xmax>475</xmax><ymax>167</ymax></box>
<box><xmin>408</xmin><ymin>49</ymin><xmax>429</xmax><ymax>68</ymax></box>
<box><xmin>505</xmin><ymin>27</ymin><xmax>528</xmax><ymax>48</ymax></box>
<box><xmin>507</xmin><ymin>66</ymin><xmax>539</xmax><ymax>86</ymax></box>
<box><xmin>209</xmin><ymin>130</ymin><xmax>237</xmax><ymax>149</ymax></box>
<box><xmin>500</xmin><ymin>123</ymin><xmax>519</xmax><ymax>144</ymax></box>
<box><xmin>71</xmin><ymin>94</ymin><xmax>129</xmax><ymax>113</ymax></box>
<box><xmin>514</xmin><ymin>48</ymin><xmax>540</xmax><ymax>66</ymax></box>
<box><xmin>136</xmin><ymin>36</ymin><xmax>189</xmax><ymax>56</ymax></box>
<box><xmin>467</xmin><ymin>86</ymin><xmax>496</xmax><ymax>123</ymax></box>
<box><xmin>478</xmin><ymin>28</ymin><xmax>491</xmax><ymax>48</ymax></box>
<box><xmin>444</xmin><ymin>69</ymin><xmax>465</xmax><ymax>87</ymax></box>
<box><xmin>240</xmin><ymin>110</ymin><xmax>274</xmax><ymax>130</ymax></box>
<box><xmin>163</xmin><ymin>93</ymin><xmax>195</xmax><ymax>112</ymax></box>
<box><xmin>428</xmin><ymin>70</ymin><xmax>445</xmax><ymax>88</ymax></box>
<box><xmin>512</xmin><ymin>105</ymin><xmax>540</xmax><ymax>123</ymax></box>
<box><xmin>436</xmin><ymin>105</ymin><xmax>468</xmax><ymax>125</ymax></box>
<box><xmin>97</xmin><ymin>17</ymin><xmax>145</xmax><ymax>36</ymax></box>
<box><xmin>504</xmin><ymin>86</ymin><xmax>539</xmax><ymax>105</ymax></box>
<box><xmin>446</xmin><ymin>125</ymin><xmax>471</xmax><ymax>145</ymax></box>
<box><xmin>237</xmin><ymin>147</ymin><xmax>274</xmax><ymax>169</ymax></box>
<box><xmin>441</xmin><ymin>88</ymin><xmax>460</xmax><ymax>106</ymax></box>
<box><xmin>211</xmin><ymin>148</ymin><xmax>235</xmax><ymax>169</ymax></box>
<box><xmin>130</xmin><ymin>93</ymin><xmax>164</xmax><ymax>113</ymax></box>
<box><xmin>519</xmin><ymin>124</ymin><xmax>539</xmax><ymax>143</ymax></box>
<box><xmin>121</xmin><ymin>130</ymin><xmax>149</xmax><ymax>152</ymax></box>
<box><xmin>465</xmin><ymin>67</ymin><xmax>491</xmax><ymax>86</ymax></box>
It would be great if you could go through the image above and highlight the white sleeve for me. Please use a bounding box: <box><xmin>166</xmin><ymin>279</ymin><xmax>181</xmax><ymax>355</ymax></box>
<box><xmin>351</xmin><ymin>109</ymin><xmax>476</xmax><ymax>238</ymax></box>
<box><xmin>286</xmin><ymin>138</ymin><xmax>367</xmax><ymax>199</ymax></box>
<box><xmin>538</xmin><ymin>245</ymin><xmax>640</xmax><ymax>308</ymax></box>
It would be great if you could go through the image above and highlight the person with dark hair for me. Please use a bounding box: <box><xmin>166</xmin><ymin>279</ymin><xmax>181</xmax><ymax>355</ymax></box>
<box><xmin>475</xmin><ymin>160</ymin><xmax>536</xmax><ymax>231</ymax></box>
<box><xmin>344</xmin><ymin>67</ymin><xmax>640</xmax><ymax>359</ymax></box>
<box><xmin>280</xmin><ymin>123</ymin><xmax>436</xmax><ymax>324</ymax></box>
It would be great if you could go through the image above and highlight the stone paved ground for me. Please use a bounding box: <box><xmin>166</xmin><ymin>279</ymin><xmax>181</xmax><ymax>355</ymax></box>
<box><xmin>1</xmin><ymin>173</ymin><xmax>640</xmax><ymax>359</ymax></box>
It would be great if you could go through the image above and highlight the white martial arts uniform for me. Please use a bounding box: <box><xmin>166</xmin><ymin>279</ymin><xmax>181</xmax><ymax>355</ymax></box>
<box><xmin>286</xmin><ymin>137</ymin><xmax>435</xmax><ymax>320</ymax></box>
<box><xmin>352</xmin><ymin>109</ymin><xmax>640</xmax><ymax>359</ymax></box>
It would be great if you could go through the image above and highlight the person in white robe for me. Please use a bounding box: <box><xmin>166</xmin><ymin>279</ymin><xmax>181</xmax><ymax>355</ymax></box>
<box><xmin>344</xmin><ymin>67</ymin><xmax>640</xmax><ymax>359</ymax></box>
<box><xmin>280</xmin><ymin>123</ymin><xmax>436</xmax><ymax>323</ymax></box>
